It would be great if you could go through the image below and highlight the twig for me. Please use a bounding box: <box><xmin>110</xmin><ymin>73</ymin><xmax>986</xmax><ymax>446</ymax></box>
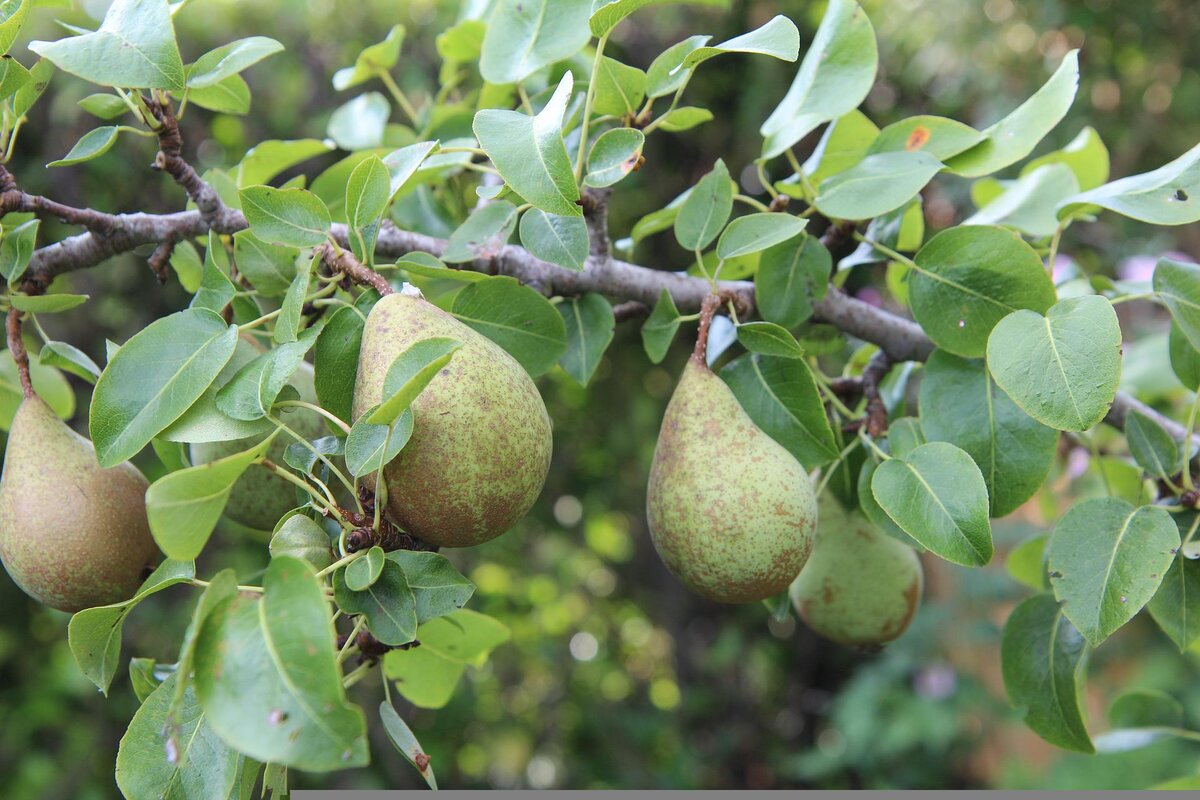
<box><xmin>315</xmin><ymin>243</ymin><xmax>393</xmax><ymax>296</ymax></box>
<box><xmin>5</xmin><ymin>309</ymin><xmax>33</xmax><ymax>398</ymax></box>
<box><xmin>612</xmin><ymin>300</ymin><xmax>649</xmax><ymax>323</ymax></box>
<box><xmin>861</xmin><ymin>350</ymin><xmax>893</xmax><ymax>438</ymax></box>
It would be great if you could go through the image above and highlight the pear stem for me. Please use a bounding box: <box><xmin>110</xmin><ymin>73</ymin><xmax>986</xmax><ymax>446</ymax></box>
<box><xmin>691</xmin><ymin>294</ymin><xmax>721</xmax><ymax>367</ymax></box>
<box><xmin>5</xmin><ymin>308</ymin><xmax>33</xmax><ymax>398</ymax></box>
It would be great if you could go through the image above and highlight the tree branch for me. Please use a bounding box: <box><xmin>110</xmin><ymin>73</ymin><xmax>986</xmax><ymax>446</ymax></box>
<box><xmin>12</xmin><ymin>197</ymin><xmax>1188</xmax><ymax>447</ymax></box>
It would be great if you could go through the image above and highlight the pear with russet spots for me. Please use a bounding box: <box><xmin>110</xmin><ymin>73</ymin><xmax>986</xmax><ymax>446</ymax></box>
<box><xmin>352</xmin><ymin>290</ymin><xmax>552</xmax><ymax>548</ymax></box>
<box><xmin>0</xmin><ymin>395</ymin><xmax>159</xmax><ymax>612</ymax></box>
<box><xmin>790</xmin><ymin>492</ymin><xmax>923</xmax><ymax>647</ymax></box>
<box><xmin>646</xmin><ymin>316</ymin><xmax>817</xmax><ymax>603</ymax></box>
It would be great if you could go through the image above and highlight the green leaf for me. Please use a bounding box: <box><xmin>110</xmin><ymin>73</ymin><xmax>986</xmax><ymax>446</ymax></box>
<box><xmin>1024</xmin><ymin>126</ymin><xmax>1109</xmax><ymax>192</ymax></box>
<box><xmin>735</xmin><ymin>322</ymin><xmax>804</xmax><ymax>359</ymax></box>
<box><xmin>0</xmin><ymin>54</ymin><xmax>30</xmax><ymax>102</ymax></box>
<box><xmin>236</xmin><ymin>139</ymin><xmax>334</xmax><ymax>187</ymax></box>
<box><xmin>885</xmin><ymin>417</ymin><xmax>925</xmax><ymax>458</ymax></box>
<box><xmin>10</xmin><ymin>57</ymin><xmax>52</xmax><ymax>119</ymax></box>
<box><xmin>232</xmin><ymin>230</ymin><xmax>297</xmax><ymax>297</ymax></box>
<box><xmin>188</xmin><ymin>237</ymin><xmax>235</xmax><ymax>314</ymax></box>
<box><xmin>871</xmin><ymin>441</ymin><xmax>993</xmax><ymax>566</ymax></box>
<box><xmin>1169</xmin><ymin>320</ymin><xmax>1200</xmax><ymax>390</ymax></box>
<box><xmin>127</xmin><ymin>658</ymin><xmax>163</xmax><ymax>704</ymax></box>
<box><xmin>379</xmin><ymin>701</ymin><xmax>437</xmax><ymax>789</ymax></box>
<box><xmin>38</xmin><ymin>340</ymin><xmax>101</xmax><ymax>383</ymax></box>
<box><xmin>558</xmin><ymin>294</ymin><xmax>615</xmax><ymax>386</ymax></box>
<box><xmin>584</xmin><ymin>127</ymin><xmax>645</xmax><ymax>188</ymax></box>
<box><xmin>344</xmin><ymin>405</ymin><xmax>414</xmax><ymax>478</ymax></box>
<box><xmin>645</xmin><ymin>34</ymin><xmax>710</xmax><ymax>98</ymax></box>
<box><xmin>965</xmin><ymin>164</ymin><xmax>1080</xmax><ymax>239</ymax></box>
<box><xmin>168</xmin><ymin>239</ymin><xmax>203</xmax><ymax>293</ymax></box>
<box><xmin>640</xmin><ymin>289</ymin><xmax>680</xmax><ymax>364</ymax></box>
<box><xmin>273</xmin><ymin>255</ymin><xmax>315</xmax><ymax>344</ymax></box>
<box><xmin>382</xmin><ymin>140</ymin><xmax>439</xmax><ymax>199</ymax></box>
<box><xmin>1154</xmin><ymin>258</ymin><xmax>1200</xmax><ymax>352</ymax></box>
<box><xmin>657</xmin><ymin>106</ymin><xmax>713</xmax><ymax>133</ymax></box>
<box><xmin>679</xmin><ymin>14</ymin><xmax>798</xmax><ymax>73</ymax></box>
<box><xmin>90</xmin><ymin>308</ymin><xmax>237</xmax><ymax>467</ymax></box>
<box><xmin>592</xmin><ymin>56</ymin><xmax>645</xmax><ymax>118</ymax></box>
<box><xmin>47</xmin><ymin>125</ymin><xmax>119</xmax><ymax>167</ymax></box>
<box><xmin>0</xmin><ymin>0</ymin><xmax>30</xmax><ymax>56</ymax></box>
<box><xmin>345</xmin><ymin>154</ymin><xmax>390</xmax><ymax>264</ymax></box>
<box><xmin>387</xmin><ymin>550</ymin><xmax>475</xmax><ymax>624</ymax></box>
<box><xmin>194</xmin><ymin>557</ymin><xmax>369</xmax><ymax>770</ymax></box>
<box><xmin>116</xmin><ymin>674</ymin><xmax>239</xmax><ymax>800</ymax></box>
<box><xmin>8</xmin><ymin>293</ymin><xmax>88</xmax><ymax>313</ymax></box>
<box><xmin>721</xmin><ymin>352</ymin><xmax>838</xmax><ymax>468</ymax></box>
<box><xmin>1058</xmin><ymin>140</ymin><xmax>1200</xmax><ymax>225</ymax></box>
<box><xmin>187</xmin><ymin>73</ymin><xmax>250</xmax><ymax>115</ymax></box>
<box><xmin>68</xmin><ymin>560</ymin><xmax>195</xmax><ymax>694</ymax></box>
<box><xmin>519</xmin><ymin>208</ymin><xmax>589</xmax><ymax>271</ymax></box>
<box><xmin>1148</xmin><ymin>535</ymin><xmax>1200</xmax><ymax>651</ymax></box>
<box><xmin>815</xmin><ymin>150</ymin><xmax>943</xmax><ymax>221</ymax></box>
<box><xmin>1001</xmin><ymin>593</ymin><xmax>1093</xmax><ymax>753</ymax></box>
<box><xmin>474</xmin><ymin>71</ymin><xmax>581</xmax><ymax>217</ymax></box>
<box><xmin>1048</xmin><ymin>498</ymin><xmax>1179</xmax><ymax>646</ymax></box>
<box><xmin>29</xmin><ymin>0</ymin><xmax>185</xmax><ymax>90</ymax></box>
<box><xmin>760</xmin><ymin>0</ymin><xmax>877</xmax><ymax>158</ymax></box>
<box><xmin>1125</xmin><ymin>409</ymin><xmax>1180</xmax><ymax>479</ymax></box>
<box><xmin>910</xmin><ymin>225</ymin><xmax>1057</xmax><ymax>358</ymax></box>
<box><xmin>187</xmin><ymin>36</ymin><xmax>282</xmax><ymax>88</ymax></box>
<box><xmin>314</xmin><ymin>291</ymin><xmax>379</xmax><ymax>422</ymax></box>
<box><xmin>0</xmin><ymin>348</ymin><xmax>73</xmax><ymax>430</ymax></box>
<box><xmin>754</xmin><ymin>235</ymin><xmax>829</xmax><ymax>328</ymax></box>
<box><xmin>674</xmin><ymin>159</ymin><xmax>732</xmax><ymax>251</ymax></box>
<box><xmin>796</xmin><ymin>109</ymin><xmax>880</xmax><ymax>188</ymax></box>
<box><xmin>856</xmin><ymin>458</ymin><xmax>917</xmax><ymax>546</ymax></box>
<box><xmin>345</xmin><ymin>546</ymin><xmax>386</xmax><ymax>591</ymax></box>
<box><xmin>1007</xmin><ymin>534</ymin><xmax>1050</xmax><ymax>591</ymax></box>
<box><xmin>450</xmin><ymin>276</ymin><xmax>568</xmax><ymax>376</ymax></box>
<box><xmin>867</xmin><ymin>115</ymin><xmax>984</xmax><ymax>161</ymax></box>
<box><xmin>716</xmin><ymin>213</ymin><xmax>805</xmax><ymax>260</ymax></box>
<box><xmin>383</xmin><ymin>610</ymin><xmax>510</xmax><ymax>709</ymax></box>
<box><xmin>919</xmin><ymin>350</ymin><xmax>1057</xmax><ymax>517</ymax></box>
<box><xmin>480</xmin><ymin>0</ymin><xmax>590</xmax><ymax>84</ymax></box>
<box><xmin>986</xmin><ymin>295</ymin><xmax>1122</xmax><ymax>432</ymax></box>
<box><xmin>333</xmin><ymin>24</ymin><xmax>404</xmax><ymax>90</ymax></box>
<box><xmin>333</xmin><ymin>561</ymin><xmax>417</xmax><ymax>645</ymax></box>
<box><xmin>239</xmin><ymin>186</ymin><xmax>331</xmax><ymax>248</ymax></box>
<box><xmin>589</xmin><ymin>0</ymin><xmax>727</xmax><ymax>38</ymax></box>
<box><xmin>327</xmin><ymin>92</ymin><xmax>390</xmax><ymax>151</ymax></box>
<box><xmin>443</xmin><ymin>201</ymin><xmax>519</xmax><ymax>263</ymax></box>
<box><xmin>367</xmin><ymin>337</ymin><xmax>463</xmax><ymax>425</ymax></box>
<box><xmin>215</xmin><ymin>337</ymin><xmax>312</xmax><ymax>422</ymax></box>
<box><xmin>946</xmin><ymin>50</ymin><xmax>1079</xmax><ymax>178</ymax></box>
<box><xmin>269</xmin><ymin>515</ymin><xmax>333</xmax><ymax>570</ymax></box>
<box><xmin>146</xmin><ymin>439</ymin><xmax>269</xmax><ymax>560</ymax></box>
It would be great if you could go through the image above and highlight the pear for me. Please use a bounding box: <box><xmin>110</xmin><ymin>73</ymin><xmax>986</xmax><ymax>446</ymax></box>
<box><xmin>352</xmin><ymin>291</ymin><xmax>552</xmax><ymax>547</ymax></box>
<box><xmin>189</xmin><ymin>362</ymin><xmax>326</xmax><ymax>531</ymax></box>
<box><xmin>647</xmin><ymin>357</ymin><xmax>817</xmax><ymax>603</ymax></box>
<box><xmin>0</xmin><ymin>396</ymin><xmax>159</xmax><ymax>612</ymax></box>
<box><xmin>790</xmin><ymin>493</ymin><xmax>923</xmax><ymax>646</ymax></box>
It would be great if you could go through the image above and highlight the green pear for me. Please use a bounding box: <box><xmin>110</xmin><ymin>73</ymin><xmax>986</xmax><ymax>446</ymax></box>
<box><xmin>0</xmin><ymin>396</ymin><xmax>159</xmax><ymax>612</ymax></box>
<box><xmin>790</xmin><ymin>493</ymin><xmax>923</xmax><ymax>646</ymax></box>
<box><xmin>352</xmin><ymin>291</ymin><xmax>552</xmax><ymax>547</ymax></box>
<box><xmin>189</xmin><ymin>362</ymin><xmax>326</xmax><ymax>531</ymax></box>
<box><xmin>647</xmin><ymin>358</ymin><xmax>817</xmax><ymax>603</ymax></box>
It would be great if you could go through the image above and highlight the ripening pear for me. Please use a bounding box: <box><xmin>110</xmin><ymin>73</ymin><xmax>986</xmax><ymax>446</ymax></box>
<box><xmin>0</xmin><ymin>396</ymin><xmax>159</xmax><ymax>612</ymax></box>
<box><xmin>189</xmin><ymin>362</ymin><xmax>325</xmax><ymax>531</ymax></box>
<box><xmin>352</xmin><ymin>290</ymin><xmax>552</xmax><ymax>547</ymax></box>
<box><xmin>790</xmin><ymin>493</ymin><xmax>923</xmax><ymax>647</ymax></box>
<box><xmin>646</xmin><ymin>357</ymin><xmax>817</xmax><ymax>603</ymax></box>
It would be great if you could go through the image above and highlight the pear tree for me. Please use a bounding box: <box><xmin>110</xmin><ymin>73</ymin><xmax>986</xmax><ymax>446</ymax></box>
<box><xmin>0</xmin><ymin>0</ymin><xmax>1199</xmax><ymax>794</ymax></box>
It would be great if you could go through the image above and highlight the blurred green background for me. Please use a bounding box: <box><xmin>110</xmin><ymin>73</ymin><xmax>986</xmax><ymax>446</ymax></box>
<box><xmin>2</xmin><ymin>0</ymin><xmax>1200</xmax><ymax>794</ymax></box>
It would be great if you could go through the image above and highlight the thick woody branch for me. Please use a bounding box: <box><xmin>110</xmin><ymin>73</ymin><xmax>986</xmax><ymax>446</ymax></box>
<box><xmin>12</xmin><ymin>201</ymin><xmax>1187</xmax><ymax>447</ymax></box>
